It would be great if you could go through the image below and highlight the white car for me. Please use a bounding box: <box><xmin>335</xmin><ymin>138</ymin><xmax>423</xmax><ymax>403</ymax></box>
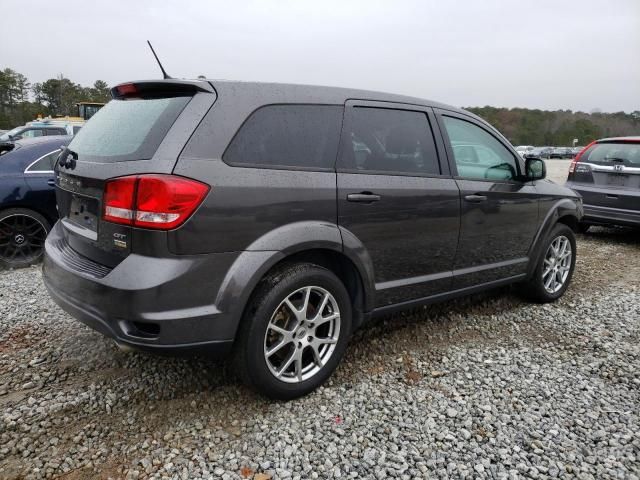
<box><xmin>514</xmin><ymin>145</ymin><xmax>535</xmax><ymax>158</ymax></box>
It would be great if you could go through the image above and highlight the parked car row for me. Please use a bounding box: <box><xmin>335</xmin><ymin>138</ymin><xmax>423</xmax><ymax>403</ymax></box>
<box><xmin>515</xmin><ymin>145</ymin><xmax>583</xmax><ymax>159</ymax></box>
<box><xmin>0</xmin><ymin>77</ymin><xmax>636</xmax><ymax>400</ymax></box>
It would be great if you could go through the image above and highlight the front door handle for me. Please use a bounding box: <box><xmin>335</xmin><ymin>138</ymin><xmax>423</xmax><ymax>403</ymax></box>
<box><xmin>47</xmin><ymin>179</ymin><xmax>55</xmax><ymax>187</ymax></box>
<box><xmin>347</xmin><ymin>192</ymin><xmax>381</xmax><ymax>203</ymax></box>
<box><xmin>464</xmin><ymin>194</ymin><xmax>488</xmax><ymax>203</ymax></box>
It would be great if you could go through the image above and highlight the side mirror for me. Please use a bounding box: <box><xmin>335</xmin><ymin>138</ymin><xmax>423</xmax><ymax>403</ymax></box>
<box><xmin>525</xmin><ymin>157</ymin><xmax>546</xmax><ymax>180</ymax></box>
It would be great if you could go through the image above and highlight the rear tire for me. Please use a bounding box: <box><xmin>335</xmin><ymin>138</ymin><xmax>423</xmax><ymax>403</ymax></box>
<box><xmin>233</xmin><ymin>263</ymin><xmax>352</xmax><ymax>400</ymax></box>
<box><xmin>523</xmin><ymin>223</ymin><xmax>576</xmax><ymax>303</ymax></box>
<box><xmin>0</xmin><ymin>208</ymin><xmax>51</xmax><ymax>269</ymax></box>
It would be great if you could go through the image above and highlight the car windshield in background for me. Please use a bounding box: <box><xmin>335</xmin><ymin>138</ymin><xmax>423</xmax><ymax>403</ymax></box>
<box><xmin>67</xmin><ymin>96</ymin><xmax>190</xmax><ymax>163</ymax></box>
<box><xmin>583</xmin><ymin>142</ymin><xmax>640</xmax><ymax>166</ymax></box>
<box><xmin>0</xmin><ymin>127</ymin><xmax>23</xmax><ymax>142</ymax></box>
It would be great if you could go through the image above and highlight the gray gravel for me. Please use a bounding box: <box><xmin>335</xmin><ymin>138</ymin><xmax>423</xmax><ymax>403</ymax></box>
<box><xmin>1</xmin><ymin>227</ymin><xmax>639</xmax><ymax>480</ymax></box>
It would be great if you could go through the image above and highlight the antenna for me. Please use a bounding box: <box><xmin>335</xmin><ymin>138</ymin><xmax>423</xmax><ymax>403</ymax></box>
<box><xmin>147</xmin><ymin>40</ymin><xmax>172</xmax><ymax>79</ymax></box>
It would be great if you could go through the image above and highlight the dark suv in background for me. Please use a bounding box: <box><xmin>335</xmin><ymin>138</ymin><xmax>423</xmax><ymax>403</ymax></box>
<box><xmin>566</xmin><ymin>137</ymin><xmax>640</xmax><ymax>231</ymax></box>
<box><xmin>44</xmin><ymin>79</ymin><xmax>582</xmax><ymax>399</ymax></box>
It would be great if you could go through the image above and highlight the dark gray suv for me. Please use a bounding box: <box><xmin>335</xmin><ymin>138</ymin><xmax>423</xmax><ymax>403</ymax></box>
<box><xmin>43</xmin><ymin>79</ymin><xmax>583</xmax><ymax>399</ymax></box>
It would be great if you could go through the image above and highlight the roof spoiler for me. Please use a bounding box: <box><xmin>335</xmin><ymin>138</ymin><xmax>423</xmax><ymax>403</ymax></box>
<box><xmin>110</xmin><ymin>79</ymin><xmax>215</xmax><ymax>99</ymax></box>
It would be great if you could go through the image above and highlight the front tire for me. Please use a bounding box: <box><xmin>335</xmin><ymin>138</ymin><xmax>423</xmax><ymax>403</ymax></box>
<box><xmin>0</xmin><ymin>208</ymin><xmax>51</xmax><ymax>269</ymax></box>
<box><xmin>524</xmin><ymin>223</ymin><xmax>576</xmax><ymax>303</ymax></box>
<box><xmin>233</xmin><ymin>263</ymin><xmax>352</xmax><ymax>400</ymax></box>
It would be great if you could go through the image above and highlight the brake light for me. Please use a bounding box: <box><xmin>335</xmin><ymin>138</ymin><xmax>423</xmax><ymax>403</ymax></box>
<box><xmin>115</xmin><ymin>83</ymin><xmax>139</xmax><ymax>97</ymax></box>
<box><xmin>569</xmin><ymin>140</ymin><xmax>597</xmax><ymax>173</ymax></box>
<box><xmin>103</xmin><ymin>175</ymin><xmax>209</xmax><ymax>230</ymax></box>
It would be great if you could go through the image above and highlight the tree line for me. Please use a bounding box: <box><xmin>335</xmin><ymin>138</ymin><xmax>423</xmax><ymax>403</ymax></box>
<box><xmin>467</xmin><ymin>106</ymin><xmax>640</xmax><ymax>146</ymax></box>
<box><xmin>0</xmin><ymin>68</ymin><xmax>110</xmax><ymax>129</ymax></box>
<box><xmin>1</xmin><ymin>66</ymin><xmax>639</xmax><ymax>144</ymax></box>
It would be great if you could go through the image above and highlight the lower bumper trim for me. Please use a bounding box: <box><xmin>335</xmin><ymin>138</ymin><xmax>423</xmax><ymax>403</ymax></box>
<box><xmin>43</xmin><ymin>274</ymin><xmax>234</xmax><ymax>357</ymax></box>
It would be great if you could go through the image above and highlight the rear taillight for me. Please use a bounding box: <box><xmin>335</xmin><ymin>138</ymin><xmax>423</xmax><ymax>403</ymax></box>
<box><xmin>103</xmin><ymin>176</ymin><xmax>137</xmax><ymax>225</ymax></box>
<box><xmin>103</xmin><ymin>175</ymin><xmax>209</xmax><ymax>230</ymax></box>
<box><xmin>569</xmin><ymin>140</ymin><xmax>597</xmax><ymax>173</ymax></box>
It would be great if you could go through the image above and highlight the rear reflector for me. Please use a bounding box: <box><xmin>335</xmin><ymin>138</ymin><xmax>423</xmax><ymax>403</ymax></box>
<box><xmin>103</xmin><ymin>175</ymin><xmax>209</xmax><ymax>230</ymax></box>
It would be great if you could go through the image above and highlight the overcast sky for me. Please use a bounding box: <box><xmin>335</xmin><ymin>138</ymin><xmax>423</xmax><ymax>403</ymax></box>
<box><xmin>2</xmin><ymin>0</ymin><xmax>639</xmax><ymax>112</ymax></box>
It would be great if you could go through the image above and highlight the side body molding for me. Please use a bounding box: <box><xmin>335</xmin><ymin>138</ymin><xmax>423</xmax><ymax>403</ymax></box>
<box><xmin>214</xmin><ymin>221</ymin><xmax>377</xmax><ymax>337</ymax></box>
<box><xmin>526</xmin><ymin>197</ymin><xmax>583</xmax><ymax>277</ymax></box>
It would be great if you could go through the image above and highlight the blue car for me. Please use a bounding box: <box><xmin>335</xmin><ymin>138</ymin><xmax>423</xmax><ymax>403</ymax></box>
<box><xmin>0</xmin><ymin>136</ymin><xmax>71</xmax><ymax>268</ymax></box>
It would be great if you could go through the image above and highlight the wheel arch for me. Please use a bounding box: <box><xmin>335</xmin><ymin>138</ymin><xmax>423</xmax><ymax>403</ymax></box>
<box><xmin>526</xmin><ymin>198</ymin><xmax>582</xmax><ymax>278</ymax></box>
<box><xmin>0</xmin><ymin>204</ymin><xmax>56</xmax><ymax>229</ymax></box>
<box><xmin>215</xmin><ymin>222</ymin><xmax>376</xmax><ymax>341</ymax></box>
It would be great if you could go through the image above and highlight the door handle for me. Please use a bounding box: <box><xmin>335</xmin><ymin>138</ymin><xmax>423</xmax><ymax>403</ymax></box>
<box><xmin>347</xmin><ymin>192</ymin><xmax>381</xmax><ymax>203</ymax></box>
<box><xmin>464</xmin><ymin>194</ymin><xmax>487</xmax><ymax>203</ymax></box>
<box><xmin>47</xmin><ymin>179</ymin><xmax>55</xmax><ymax>186</ymax></box>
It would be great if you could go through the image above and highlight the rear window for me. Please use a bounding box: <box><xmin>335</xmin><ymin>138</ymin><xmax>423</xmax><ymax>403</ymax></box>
<box><xmin>341</xmin><ymin>107</ymin><xmax>440</xmax><ymax>176</ymax></box>
<box><xmin>223</xmin><ymin>105</ymin><xmax>343</xmax><ymax>170</ymax></box>
<box><xmin>582</xmin><ymin>142</ymin><xmax>640</xmax><ymax>166</ymax></box>
<box><xmin>68</xmin><ymin>97</ymin><xmax>190</xmax><ymax>163</ymax></box>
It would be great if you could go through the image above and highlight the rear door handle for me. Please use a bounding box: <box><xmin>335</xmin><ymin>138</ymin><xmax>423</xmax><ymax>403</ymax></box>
<box><xmin>47</xmin><ymin>179</ymin><xmax>55</xmax><ymax>187</ymax></box>
<box><xmin>464</xmin><ymin>194</ymin><xmax>487</xmax><ymax>203</ymax></box>
<box><xmin>347</xmin><ymin>192</ymin><xmax>381</xmax><ymax>203</ymax></box>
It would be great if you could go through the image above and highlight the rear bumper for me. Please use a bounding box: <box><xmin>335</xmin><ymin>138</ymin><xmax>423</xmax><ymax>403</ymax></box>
<box><xmin>566</xmin><ymin>182</ymin><xmax>640</xmax><ymax>228</ymax></box>
<box><xmin>582</xmin><ymin>204</ymin><xmax>640</xmax><ymax>227</ymax></box>
<box><xmin>43</xmin><ymin>221</ymin><xmax>241</xmax><ymax>356</ymax></box>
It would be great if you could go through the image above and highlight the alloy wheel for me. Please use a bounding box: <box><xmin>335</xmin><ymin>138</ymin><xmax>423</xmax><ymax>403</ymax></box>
<box><xmin>542</xmin><ymin>235</ymin><xmax>572</xmax><ymax>294</ymax></box>
<box><xmin>0</xmin><ymin>214</ymin><xmax>47</xmax><ymax>264</ymax></box>
<box><xmin>263</xmin><ymin>286</ymin><xmax>341</xmax><ymax>383</ymax></box>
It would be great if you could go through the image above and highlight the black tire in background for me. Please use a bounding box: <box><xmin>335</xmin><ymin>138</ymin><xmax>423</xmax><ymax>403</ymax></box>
<box><xmin>524</xmin><ymin>223</ymin><xmax>577</xmax><ymax>303</ymax></box>
<box><xmin>0</xmin><ymin>208</ymin><xmax>51</xmax><ymax>269</ymax></box>
<box><xmin>233</xmin><ymin>263</ymin><xmax>353</xmax><ymax>400</ymax></box>
<box><xmin>577</xmin><ymin>223</ymin><xmax>591</xmax><ymax>234</ymax></box>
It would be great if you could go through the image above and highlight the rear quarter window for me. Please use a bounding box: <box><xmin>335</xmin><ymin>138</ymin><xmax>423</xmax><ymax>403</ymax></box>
<box><xmin>223</xmin><ymin>105</ymin><xmax>343</xmax><ymax>170</ymax></box>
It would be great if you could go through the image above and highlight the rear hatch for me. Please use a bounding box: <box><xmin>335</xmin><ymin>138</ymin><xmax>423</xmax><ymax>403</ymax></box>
<box><xmin>567</xmin><ymin>139</ymin><xmax>640</xmax><ymax>211</ymax></box>
<box><xmin>54</xmin><ymin>80</ymin><xmax>216</xmax><ymax>267</ymax></box>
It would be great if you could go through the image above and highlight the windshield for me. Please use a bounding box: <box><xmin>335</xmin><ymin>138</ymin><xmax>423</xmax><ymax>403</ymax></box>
<box><xmin>0</xmin><ymin>127</ymin><xmax>23</xmax><ymax>142</ymax></box>
<box><xmin>68</xmin><ymin>96</ymin><xmax>190</xmax><ymax>163</ymax></box>
<box><xmin>582</xmin><ymin>142</ymin><xmax>640</xmax><ymax>166</ymax></box>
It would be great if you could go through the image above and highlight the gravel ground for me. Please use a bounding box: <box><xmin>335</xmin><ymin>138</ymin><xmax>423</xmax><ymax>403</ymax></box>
<box><xmin>542</xmin><ymin>160</ymin><xmax>570</xmax><ymax>185</ymax></box>
<box><xmin>0</xmin><ymin>227</ymin><xmax>639</xmax><ymax>480</ymax></box>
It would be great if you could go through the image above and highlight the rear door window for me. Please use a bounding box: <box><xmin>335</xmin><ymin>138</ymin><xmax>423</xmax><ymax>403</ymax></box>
<box><xmin>223</xmin><ymin>105</ymin><xmax>343</xmax><ymax>170</ymax></box>
<box><xmin>340</xmin><ymin>107</ymin><xmax>440</xmax><ymax>175</ymax></box>
<box><xmin>581</xmin><ymin>142</ymin><xmax>640</xmax><ymax>167</ymax></box>
<box><xmin>22</xmin><ymin>129</ymin><xmax>44</xmax><ymax>138</ymax></box>
<box><xmin>46</xmin><ymin>128</ymin><xmax>66</xmax><ymax>136</ymax></box>
<box><xmin>67</xmin><ymin>97</ymin><xmax>190</xmax><ymax>163</ymax></box>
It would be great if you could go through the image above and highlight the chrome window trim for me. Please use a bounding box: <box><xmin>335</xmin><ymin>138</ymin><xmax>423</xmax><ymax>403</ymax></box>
<box><xmin>23</xmin><ymin>149</ymin><xmax>61</xmax><ymax>174</ymax></box>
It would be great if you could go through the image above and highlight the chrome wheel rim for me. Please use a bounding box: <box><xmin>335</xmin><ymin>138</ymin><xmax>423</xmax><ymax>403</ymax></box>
<box><xmin>542</xmin><ymin>235</ymin><xmax>572</xmax><ymax>294</ymax></box>
<box><xmin>264</xmin><ymin>286</ymin><xmax>341</xmax><ymax>384</ymax></box>
<box><xmin>0</xmin><ymin>214</ymin><xmax>47</xmax><ymax>263</ymax></box>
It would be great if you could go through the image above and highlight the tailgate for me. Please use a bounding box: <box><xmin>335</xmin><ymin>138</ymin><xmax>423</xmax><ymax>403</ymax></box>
<box><xmin>54</xmin><ymin>81</ymin><xmax>216</xmax><ymax>267</ymax></box>
<box><xmin>569</xmin><ymin>140</ymin><xmax>640</xmax><ymax>211</ymax></box>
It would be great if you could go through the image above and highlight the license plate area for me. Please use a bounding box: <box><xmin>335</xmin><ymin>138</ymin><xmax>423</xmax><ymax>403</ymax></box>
<box><xmin>67</xmin><ymin>194</ymin><xmax>100</xmax><ymax>234</ymax></box>
<box><xmin>606</xmin><ymin>174</ymin><xmax>626</xmax><ymax>187</ymax></box>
